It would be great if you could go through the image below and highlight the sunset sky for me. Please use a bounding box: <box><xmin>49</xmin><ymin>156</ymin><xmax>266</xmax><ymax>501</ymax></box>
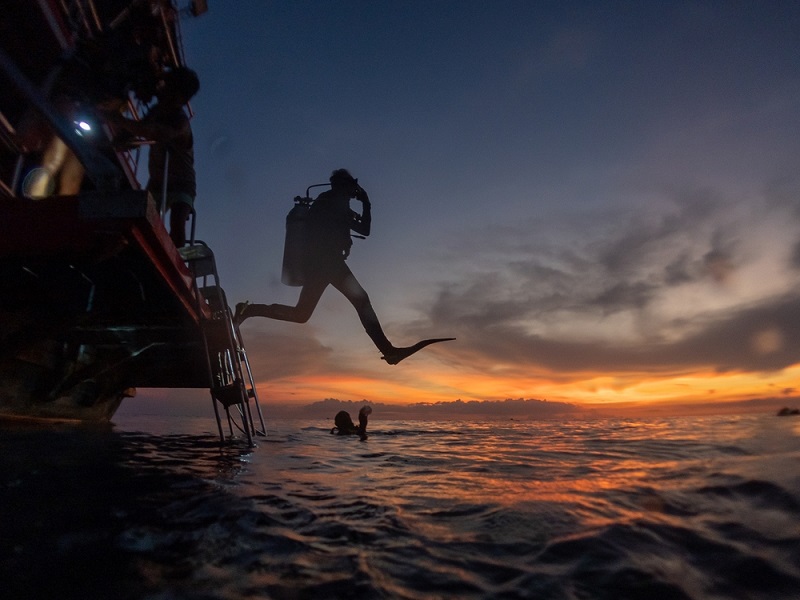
<box><xmin>139</xmin><ymin>1</ymin><xmax>800</xmax><ymax>414</ymax></box>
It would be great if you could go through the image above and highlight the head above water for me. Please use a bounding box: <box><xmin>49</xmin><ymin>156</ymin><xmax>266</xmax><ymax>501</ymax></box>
<box><xmin>334</xmin><ymin>410</ymin><xmax>355</xmax><ymax>431</ymax></box>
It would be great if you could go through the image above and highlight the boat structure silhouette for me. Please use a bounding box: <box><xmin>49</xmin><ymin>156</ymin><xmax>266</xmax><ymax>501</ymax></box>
<box><xmin>0</xmin><ymin>0</ymin><xmax>264</xmax><ymax>443</ymax></box>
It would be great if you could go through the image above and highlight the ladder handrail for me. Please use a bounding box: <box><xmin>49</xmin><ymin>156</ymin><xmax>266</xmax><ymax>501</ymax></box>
<box><xmin>182</xmin><ymin>239</ymin><xmax>265</xmax><ymax>445</ymax></box>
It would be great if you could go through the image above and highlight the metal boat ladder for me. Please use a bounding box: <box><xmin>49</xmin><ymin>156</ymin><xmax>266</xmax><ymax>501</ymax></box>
<box><xmin>180</xmin><ymin>237</ymin><xmax>266</xmax><ymax>445</ymax></box>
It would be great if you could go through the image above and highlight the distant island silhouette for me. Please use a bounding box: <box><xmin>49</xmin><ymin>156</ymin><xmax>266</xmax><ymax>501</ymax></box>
<box><xmin>115</xmin><ymin>391</ymin><xmax>800</xmax><ymax>420</ymax></box>
<box><xmin>279</xmin><ymin>397</ymin><xmax>582</xmax><ymax>420</ymax></box>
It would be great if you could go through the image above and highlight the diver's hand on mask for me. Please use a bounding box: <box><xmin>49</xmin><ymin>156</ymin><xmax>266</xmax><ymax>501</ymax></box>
<box><xmin>354</xmin><ymin>186</ymin><xmax>370</xmax><ymax>206</ymax></box>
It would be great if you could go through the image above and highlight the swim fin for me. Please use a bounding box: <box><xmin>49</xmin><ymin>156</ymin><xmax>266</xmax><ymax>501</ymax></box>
<box><xmin>382</xmin><ymin>338</ymin><xmax>456</xmax><ymax>365</ymax></box>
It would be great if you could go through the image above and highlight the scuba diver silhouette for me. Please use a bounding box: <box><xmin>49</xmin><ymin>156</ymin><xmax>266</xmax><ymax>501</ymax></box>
<box><xmin>234</xmin><ymin>169</ymin><xmax>454</xmax><ymax>364</ymax></box>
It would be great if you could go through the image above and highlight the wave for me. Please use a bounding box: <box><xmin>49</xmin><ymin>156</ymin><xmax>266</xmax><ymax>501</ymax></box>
<box><xmin>3</xmin><ymin>414</ymin><xmax>799</xmax><ymax>599</ymax></box>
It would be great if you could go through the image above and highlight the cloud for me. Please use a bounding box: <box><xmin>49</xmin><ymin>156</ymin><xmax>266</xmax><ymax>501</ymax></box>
<box><xmin>425</xmin><ymin>293</ymin><xmax>800</xmax><ymax>375</ymax></box>
<box><xmin>238</xmin><ymin>326</ymin><xmax>333</xmax><ymax>379</ymax></box>
<box><xmin>415</xmin><ymin>185</ymin><xmax>800</xmax><ymax>376</ymax></box>
<box><xmin>511</xmin><ymin>23</ymin><xmax>600</xmax><ymax>96</ymax></box>
<box><xmin>791</xmin><ymin>240</ymin><xmax>800</xmax><ymax>270</ymax></box>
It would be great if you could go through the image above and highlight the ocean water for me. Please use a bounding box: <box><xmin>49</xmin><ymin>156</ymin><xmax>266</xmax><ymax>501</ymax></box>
<box><xmin>1</xmin><ymin>413</ymin><xmax>799</xmax><ymax>600</ymax></box>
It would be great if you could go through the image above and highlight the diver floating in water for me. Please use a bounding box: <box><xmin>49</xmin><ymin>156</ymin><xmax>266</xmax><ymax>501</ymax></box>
<box><xmin>234</xmin><ymin>169</ymin><xmax>454</xmax><ymax>364</ymax></box>
<box><xmin>331</xmin><ymin>406</ymin><xmax>372</xmax><ymax>440</ymax></box>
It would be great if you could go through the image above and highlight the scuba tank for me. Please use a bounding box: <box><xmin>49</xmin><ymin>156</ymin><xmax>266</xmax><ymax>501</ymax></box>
<box><xmin>280</xmin><ymin>183</ymin><xmax>330</xmax><ymax>286</ymax></box>
<box><xmin>281</xmin><ymin>195</ymin><xmax>312</xmax><ymax>286</ymax></box>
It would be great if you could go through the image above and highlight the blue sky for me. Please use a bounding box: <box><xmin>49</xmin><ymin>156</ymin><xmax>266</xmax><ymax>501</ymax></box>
<box><xmin>141</xmin><ymin>1</ymin><xmax>800</xmax><ymax>411</ymax></box>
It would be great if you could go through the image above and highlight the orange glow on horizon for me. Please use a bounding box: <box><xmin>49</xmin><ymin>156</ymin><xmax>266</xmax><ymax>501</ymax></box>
<box><xmin>256</xmin><ymin>362</ymin><xmax>800</xmax><ymax>411</ymax></box>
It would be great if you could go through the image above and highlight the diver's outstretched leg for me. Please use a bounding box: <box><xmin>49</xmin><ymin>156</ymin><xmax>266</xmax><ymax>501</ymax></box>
<box><xmin>333</xmin><ymin>270</ymin><xmax>395</xmax><ymax>354</ymax></box>
<box><xmin>233</xmin><ymin>301</ymin><xmax>250</xmax><ymax>324</ymax></box>
<box><xmin>332</xmin><ymin>270</ymin><xmax>455</xmax><ymax>365</ymax></box>
<box><xmin>382</xmin><ymin>338</ymin><xmax>456</xmax><ymax>365</ymax></box>
<box><xmin>234</xmin><ymin>280</ymin><xmax>328</xmax><ymax>325</ymax></box>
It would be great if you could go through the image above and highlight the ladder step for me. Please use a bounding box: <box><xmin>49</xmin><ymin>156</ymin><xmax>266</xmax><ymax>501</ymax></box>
<box><xmin>211</xmin><ymin>382</ymin><xmax>247</xmax><ymax>408</ymax></box>
<box><xmin>178</xmin><ymin>244</ymin><xmax>214</xmax><ymax>261</ymax></box>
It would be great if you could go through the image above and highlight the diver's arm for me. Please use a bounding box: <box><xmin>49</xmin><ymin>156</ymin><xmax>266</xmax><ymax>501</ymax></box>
<box><xmin>351</xmin><ymin>187</ymin><xmax>371</xmax><ymax>236</ymax></box>
<box><xmin>106</xmin><ymin>109</ymin><xmax>185</xmax><ymax>144</ymax></box>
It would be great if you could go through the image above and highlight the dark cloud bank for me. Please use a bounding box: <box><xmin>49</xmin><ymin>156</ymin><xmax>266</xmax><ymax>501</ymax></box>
<box><xmin>420</xmin><ymin>190</ymin><xmax>800</xmax><ymax>376</ymax></box>
<box><xmin>427</xmin><ymin>294</ymin><xmax>800</xmax><ymax>374</ymax></box>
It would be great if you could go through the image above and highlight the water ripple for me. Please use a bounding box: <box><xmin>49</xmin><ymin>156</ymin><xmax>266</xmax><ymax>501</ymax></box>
<box><xmin>2</xmin><ymin>415</ymin><xmax>799</xmax><ymax>598</ymax></box>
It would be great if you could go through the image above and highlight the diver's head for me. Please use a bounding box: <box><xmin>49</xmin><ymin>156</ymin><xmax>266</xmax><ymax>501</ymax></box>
<box><xmin>160</xmin><ymin>67</ymin><xmax>200</xmax><ymax>106</ymax></box>
<box><xmin>329</xmin><ymin>168</ymin><xmax>360</xmax><ymax>196</ymax></box>
<box><xmin>334</xmin><ymin>410</ymin><xmax>355</xmax><ymax>431</ymax></box>
<box><xmin>330</xmin><ymin>168</ymin><xmax>356</xmax><ymax>186</ymax></box>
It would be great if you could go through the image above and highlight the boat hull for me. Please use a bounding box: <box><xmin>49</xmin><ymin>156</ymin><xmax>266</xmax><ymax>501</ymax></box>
<box><xmin>0</xmin><ymin>191</ymin><xmax>211</xmax><ymax>421</ymax></box>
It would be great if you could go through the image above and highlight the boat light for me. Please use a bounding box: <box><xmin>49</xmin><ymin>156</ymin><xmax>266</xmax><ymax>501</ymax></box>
<box><xmin>74</xmin><ymin>120</ymin><xmax>92</xmax><ymax>135</ymax></box>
